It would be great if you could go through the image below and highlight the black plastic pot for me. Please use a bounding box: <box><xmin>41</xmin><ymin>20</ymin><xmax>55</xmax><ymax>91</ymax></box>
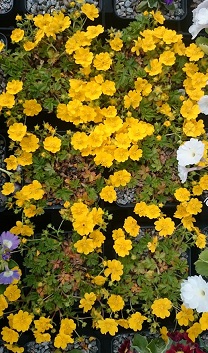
<box><xmin>0</xmin><ymin>0</ymin><xmax>16</xmax><ymax>27</ymax></box>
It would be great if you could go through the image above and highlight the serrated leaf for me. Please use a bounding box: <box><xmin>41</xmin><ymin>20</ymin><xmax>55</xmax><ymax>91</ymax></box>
<box><xmin>132</xmin><ymin>334</ymin><xmax>149</xmax><ymax>353</ymax></box>
<box><xmin>195</xmin><ymin>260</ymin><xmax>208</xmax><ymax>276</ymax></box>
<box><xmin>198</xmin><ymin>249</ymin><xmax>208</xmax><ymax>263</ymax></box>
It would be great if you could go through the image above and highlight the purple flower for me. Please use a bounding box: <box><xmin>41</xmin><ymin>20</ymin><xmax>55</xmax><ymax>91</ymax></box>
<box><xmin>2</xmin><ymin>252</ymin><xmax>11</xmax><ymax>261</ymax></box>
<box><xmin>165</xmin><ymin>0</ymin><xmax>174</xmax><ymax>4</ymax></box>
<box><xmin>0</xmin><ymin>231</ymin><xmax>20</xmax><ymax>251</ymax></box>
<box><xmin>0</xmin><ymin>269</ymin><xmax>20</xmax><ymax>284</ymax></box>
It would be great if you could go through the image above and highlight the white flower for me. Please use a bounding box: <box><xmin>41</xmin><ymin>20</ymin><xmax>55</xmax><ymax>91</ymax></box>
<box><xmin>181</xmin><ymin>275</ymin><xmax>208</xmax><ymax>313</ymax></box>
<box><xmin>177</xmin><ymin>138</ymin><xmax>204</xmax><ymax>167</ymax></box>
<box><xmin>189</xmin><ymin>0</ymin><xmax>208</xmax><ymax>39</ymax></box>
<box><xmin>198</xmin><ymin>95</ymin><xmax>208</xmax><ymax>115</ymax></box>
<box><xmin>178</xmin><ymin>165</ymin><xmax>189</xmax><ymax>183</ymax></box>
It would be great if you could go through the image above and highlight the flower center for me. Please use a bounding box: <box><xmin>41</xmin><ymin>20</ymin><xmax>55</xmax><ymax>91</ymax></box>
<box><xmin>3</xmin><ymin>240</ymin><xmax>12</xmax><ymax>249</ymax></box>
<box><xmin>200</xmin><ymin>290</ymin><xmax>206</xmax><ymax>296</ymax></box>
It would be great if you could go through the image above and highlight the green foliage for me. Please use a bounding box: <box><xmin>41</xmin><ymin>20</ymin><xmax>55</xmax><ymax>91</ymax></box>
<box><xmin>132</xmin><ymin>333</ymin><xmax>172</xmax><ymax>353</ymax></box>
<box><xmin>195</xmin><ymin>248</ymin><xmax>208</xmax><ymax>276</ymax></box>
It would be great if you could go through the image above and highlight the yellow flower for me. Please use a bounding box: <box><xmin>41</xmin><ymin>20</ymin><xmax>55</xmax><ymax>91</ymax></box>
<box><xmin>20</xmin><ymin>133</ymin><xmax>39</xmax><ymax>152</ymax></box>
<box><xmin>176</xmin><ymin>304</ymin><xmax>194</xmax><ymax>326</ymax></box>
<box><xmin>23</xmin><ymin>205</ymin><xmax>37</xmax><ymax>218</ymax></box>
<box><xmin>70</xmin><ymin>202</ymin><xmax>89</xmax><ymax>218</ymax></box>
<box><xmin>79</xmin><ymin>292</ymin><xmax>96</xmax><ymax>312</ymax></box>
<box><xmin>0</xmin><ymin>42</ymin><xmax>5</xmax><ymax>51</ymax></box>
<box><xmin>0</xmin><ymin>295</ymin><xmax>8</xmax><ymax>315</ymax></box>
<box><xmin>152</xmin><ymin>11</ymin><xmax>164</xmax><ymax>24</ymax></box>
<box><xmin>134</xmin><ymin>201</ymin><xmax>148</xmax><ymax>217</ymax></box>
<box><xmin>97</xmin><ymin>318</ymin><xmax>118</xmax><ymax>335</ymax></box>
<box><xmin>93</xmin><ymin>52</ymin><xmax>112</xmax><ymax>71</ymax></box>
<box><xmin>185</xmin><ymin>43</ymin><xmax>204</xmax><ymax>61</ymax></box>
<box><xmin>107</xmin><ymin>294</ymin><xmax>124</xmax><ymax>312</ymax></box>
<box><xmin>4</xmin><ymin>285</ymin><xmax>21</xmax><ymax>302</ymax></box>
<box><xmin>160</xmin><ymin>326</ymin><xmax>168</xmax><ymax>343</ymax></box>
<box><xmin>109</xmin><ymin>170</ymin><xmax>131</xmax><ymax>187</ymax></box>
<box><xmin>23</xmin><ymin>41</ymin><xmax>36</xmax><ymax>51</ymax></box>
<box><xmin>195</xmin><ymin>232</ymin><xmax>206</xmax><ymax>249</ymax></box>
<box><xmin>10</xmin><ymin>221</ymin><xmax>34</xmax><ymax>237</ymax></box>
<box><xmin>54</xmin><ymin>333</ymin><xmax>74</xmax><ymax>349</ymax></box>
<box><xmin>6</xmin><ymin>80</ymin><xmax>23</xmax><ymax>94</ymax></box>
<box><xmin>8</xmin><ymin>123</ymin><xmax>27</xmax><ymax>142</ymax></box>
<box><xmin>154</xmin><ymin>217</ymin><xmax>175</xmax><ymax>236</ymax></box>
<box><xmin>74</xmin><ymin>47</ymin><xmax>93</xmax><ymax>67</ymax></box>
<box><xmin>73</xmin><ymin>214</ymin><xmax>94</xmax><ymax>235</ymax></box>
<box><xmin>92</xmin><ymin>275</ymin><xmax>106</xmax><ymax>286</ymax></box>
<box><xmin>145</xmin><ymin>204</ymin><xmax>161</xmax><ymax>219</ymax></box>
<box><xmin>4</xmin><ymin>155</ymin><xmax>18</xmax><ymax>170</ymax></box>
<box><xmin>113</xmin><ymin>237</ymin><xmax>132</xmax><ymax>257</ymax></box>
<box><xmin>174</xmin><ymin>188</ymin><xmax>190</xmax><ymax>202</ymax></box>
<box><xmin>4</xmin><ymin>344</ymin><xmax>24</xmax><ymax>353</ymax></box>
<box><xmin>23</xmin><ymin>99</ymin><xmax>42</xmax><ymax>116</ymax></box>
<box><xmin>180</xmin><ymin>99</ymin><xmax>200</xmax><ymax>120</ymax></box>
<box><xmin>104</xmin><ymin>259</ymin><xmax>123</xmax><ymax>281</ymax></box>
<box><xmin>151</xmin><ymin>298</ymin><xmax>172</xmax><ymax>318</ymax></box>
<box><xmin>34</xmin><ymin>331</ymin><xmax>51</xmax><ymax>344</ymax></box>
<box><xmin>123</xmin><ymin>216</ymin><xmax>140</xmax><ymax>237</ymax></box>
<box><xmin>1</xmin><ymin>327</ymin><xmax>19</xmax><ymax>344</ymax></box>
<box><xmin>199</xmin><ymin>312</ymin><xmax>208</xmax><ymax>330</ymax></box>
<box><xmin>147</xmin><ymin>236</ymin><xmax>158</xmax><ymax>253</ymax></box>
<box><xmin>128</xmin><ymin>312</ymin><xmax>147</xmax><ymax>331</ymax></box>
<box><xmin>43</xmin><ymin>136</ymin><xmax>61</xmax><ymax>153</ymax></box>
<box><xmin>34</xmin><ymin>317</ymin><xmax>53</xmax><ymax>333</ymax></box>
<box><xmin>199</xmin><ymin>174</ymin><xmax>208</xmax><ymax>189</ymax></box>
<box><xmin>17</xmin><ymin>151</ymin><xmax>33</xmax><ymax>166</ymax></box>
<box><xmin>1</xmin><ymin>182</ymin><xmax>15</xmax><ymax>196</ymax></box>
<box><xmin>117</xmin><ymin>319</ymin><xmax>129</xmax><ymax>329</ymax></box>
<box><xmin>100</xmin><ymin>186</ymin><xmax>117</xmax><ymax>203</ymax></box>
<box><xmin>12</xmin><ymin>310</ymin><xmax>33</xmax><ymax>332</ymax></box>
<box><xmin>0</xmin><ymin>92</ymin><xmax>15</xmax><ymax>108</ymax></box>
<box><xmin>81</xmin><ymin>3</ymin><xmax>99</xmax><ymax>21</ymax></box>
<box><xmin>159</xmin><ymin>51</ymin><xmax>175</xmax><ymax>66</ymax></box>
<box><xmin>89</xmin><ymin>229</ymin><xmax>105</xmax><ymax>248</ymax></box>
<box><xmin>74</xmin><ymin>236</ymin><xmax>94</xmax><ymax>254</ymax></box>
<box><xmin>187</xmin><ymin>322</ymin><xmax>202</xmax><ymax>342</ymax></box>
<box><xmin>185</xmin><ymin>198</ymin><xmax>202</xmax><ymax>215</ymax></box>
<box><xmin>60</xmin><ymin>318</ymin><xmax>76</xmax><ymax>335</ymax></box>
<box><xmin>145</xmin><ymin>59</ymin><xmax>162</xmax><ymax>76</ymax></box>
<box><xmin>11</xmin><ymin>29</ymin><xmax>24</xmax><ymax>42</ymax></box>
<box><xmin>109</xmin><ymin>37</ymin><xmax>123</xmax><ymax>51</ymax></box>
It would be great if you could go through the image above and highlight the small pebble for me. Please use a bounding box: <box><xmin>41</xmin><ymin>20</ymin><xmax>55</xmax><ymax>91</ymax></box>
<box><xmin>26</xmin><ymin>0</ymin><xmax>100</xmax><ymax>15</ymax></box>
<box><xmin>0</xmin><ymin>0</ymin><xmax>13</xmax><ymax>13</ymax></box>
<box><xmin>114</xmin><ymin>0</ymin><xmax>187</xmax><ymax>20</ymax></box>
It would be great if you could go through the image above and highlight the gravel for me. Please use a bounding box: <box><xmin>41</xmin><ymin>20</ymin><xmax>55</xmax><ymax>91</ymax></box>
<box><xmin>0</xmin><ymin>0</ymin><xmax>13</xmax><ymax>14</ymax></box>
<box><xmin>115</xmin><ymin>187</ymin><xmax>136</xmax><ymax>206</ymax></box>
<box><xmin>25</xmin><ymin>337</ymin><xmax>100</xmax><ymax>353</ymax></box>
<box><xmin>26</xmin><ymin>0</ymin><xmax>100</xmax><ymax>15</ymax></box>
<box><xmin>114</xmin><ymin>0</ymin><xmax>187</xmax><ymax>20</ymax></box>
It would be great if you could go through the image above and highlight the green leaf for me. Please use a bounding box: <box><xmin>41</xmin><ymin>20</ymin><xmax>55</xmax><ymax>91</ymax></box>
<box><xmin>147</xmin><ymin>0</ymin><xmax>158</xmax><ymax>7</ymax></box>
<box><xmin>147</xmin><ymin>338</ymin><xmax>167</xmax><ymax>353</ymax></box>
<box><xmin>196</xmin><ymin>36</ymin><xmax>208</xmax><ymax>55</ymax></box>
<box><xmin>198</xmin><ymin>249</ymin><xmax>208</xmax><ymax>263</ymax></box>
<box><xmin>69</xmin><ymin>349</ymin><xmax>83</xmax><ymax>353</ymax></box>
<box><xmin>132</xmin><ymin>334</ymin><xmax>149</xmax><ymax>353</ymax></box>
<box><xmin>195</xmin><ymin>260</ymin><xmax>208</xmax><ymax>276</ymax></box>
